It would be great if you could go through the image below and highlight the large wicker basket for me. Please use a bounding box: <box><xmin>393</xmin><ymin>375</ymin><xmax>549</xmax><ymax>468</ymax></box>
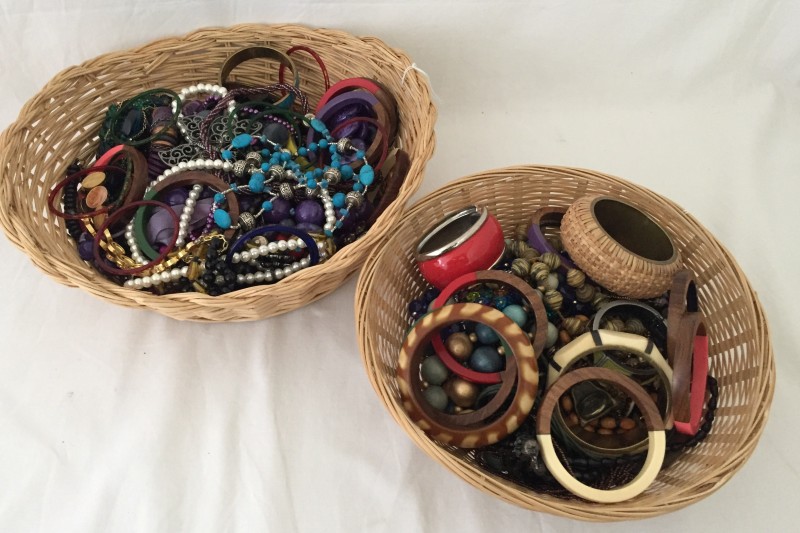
<box><xmin>0</xmin><ymin>23</ymin><xmax>435</xmax><ymax>321</ymax></box>
<box><xmin>356</xmin><ymin>165</ymin><xmax>774</xmax><ymax>521</ymax></box>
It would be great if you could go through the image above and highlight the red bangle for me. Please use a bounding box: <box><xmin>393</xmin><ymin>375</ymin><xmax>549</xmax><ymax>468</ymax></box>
<box><xmin>48</xmin><ymin>165</ymin><xmax>126</xmax><ymax>220</ymax></box>
<box><xmin>316</xmin><ymin>77</ymin><xmax>398</xmax><ymax>139</ymax></box>
<box><xmin>331</xmin><ymin>116</ymin><xmax>390</xmax><ymax>172</ymax></box>
<box><xmin>430</xmin><ymin>270</ymin><xmax>547</xmax><ymax>384</ymax></box>
<box><xmin>278</xmin><ymin>45</ymin><xmax>330</xmax><ymax>91</ymax></box>
<box><xmin>92</xmin><ymin>200</ymin><xmax>179</xmax><ymax>276</ymax></box>
<box><xmin>671</xmin><ymin>312</ymin><xmax>709</xmax><ymax>436</ymax></box>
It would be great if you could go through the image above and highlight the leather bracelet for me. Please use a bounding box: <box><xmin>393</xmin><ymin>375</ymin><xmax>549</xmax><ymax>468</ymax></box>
<box><xmin>671</xmin><ymin>312</ymin><xmax>709</xmax><ymax>436</ymax></box>
<box><xmin>226</xmin><ymin>225</ymin><xmax>320</xmax><ymax>266</ymax></box>
<box><xmin>397</xmin><ymin>303</ymin><xmax>539</xmax><ymax>448</ymax></box>
<box><xmin>93</xmin><ymin>144</ymin><xmax>150</xmax><ymax>209</ymax></box>
<box><xmin>316</xmin><ymin>77</ymin><xmax>398</xmax><ymax>141</ymax></box>
<box><xmin>134</xmin><ymin>171</ymin><xmax>240</xmax><ymax>260</ymax></box>
<box><xmin>667</xmin><ymin>269</ymin><xmax>699</xmax><ymax>366</ymax></box>
<box><xmin>93</xmin><ymin>200</ymin><xmax>179</xmax><ymax>276</ymax></box>
<box><xmin>526</xmin><ymin>206</ymin><xmax>576</xmax><ymax>271</ymax></box>
<box><xmin>219</xmin><ymin>47</ymin><xmax>299</xmax><ymax>108</ymax></box>
<box><xmin>591</xmin><ymin>300</ymin><xmax>668</xmax><ymax>375</ymax></box>
<box><xmin>430</xmin><ymin>270</ymin><xmax>548</xmax><ymax>385</ymax></box>
<box><xmin>537</xmin><ymin>367</ymin><xmax>665</xmax><ymax>503</ymax></box>
<box><xmin>547</xmin><ymin>330</ymin><xmax>673</xmax><ymax>430</ymax></box>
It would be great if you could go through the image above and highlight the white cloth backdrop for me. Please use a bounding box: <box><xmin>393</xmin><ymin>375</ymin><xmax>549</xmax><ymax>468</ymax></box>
<box><xmin>1</xmin><ymin>1</ymin><xmax>798</xmax><ymax>531</ymax></box>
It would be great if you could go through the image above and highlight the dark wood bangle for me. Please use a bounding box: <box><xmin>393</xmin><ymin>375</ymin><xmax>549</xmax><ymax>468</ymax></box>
<box><xmin>93</xmin><ymin>200</ymin><xmax>178</xmax><ymax>276</ymax></box>
<box><xmin>134</xmin><ymin>171</ymin><xmax>239</xmax><ymax>260</ymax></box>
<box><xmin>430</xmin><ymin>270</ymin><xmax>548</xmax><ymax>385</ymax></box>
<box><xmin>667</xmin><ymin>269</ymin><xmax>699</xmax><ymax>366</ymax></box>
<box><xmin>671</xmin><ymin>312</ymin><xmax>709</xmax><ymax>436</ymax></box>
<box><xmin>397</xmin><ymin>303</ymin><xmax>539</xmax><ymax>448</ymax></box>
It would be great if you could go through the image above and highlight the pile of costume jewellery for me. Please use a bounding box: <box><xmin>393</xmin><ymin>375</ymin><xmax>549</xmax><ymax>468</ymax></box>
<box><xmin>48</xmin><ymin>46</ymin><xmax>404</xmax><ymax>295</ymax></box>
<box><xmin>397</xmin><ymin>198</ymin><xmax>714</xmax><ymax>503</ymax></box>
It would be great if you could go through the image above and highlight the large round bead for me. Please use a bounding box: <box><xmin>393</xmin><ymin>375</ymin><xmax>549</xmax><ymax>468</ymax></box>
<box><xmin>443</xmin><ymin>377</ymin><xmax>480</xmax><ymax>408</ymax></box>
<box><xmin>445</xmin><ymin>332</ymin><xmax>473</xmax><ymax>362</ymax></box>
<box><xmin>469</xmin><ymin>345</ymin><xmax>504</xmax><ymax>373</ymax></box>
<box><xmin>421</xmin><ymin>355</ymin><xmax>449</xmax><ymax>386</ymax></box>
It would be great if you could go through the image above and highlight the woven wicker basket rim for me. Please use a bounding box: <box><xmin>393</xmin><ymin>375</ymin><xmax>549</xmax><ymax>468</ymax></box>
<box><xmin>0</xmin><ymin>23</ymin><xmax>437</xmax><ymax>321</ymax></box>
<box><xmin>355</xmin><ymin>164</ymin><xmax>775</xmax><ymax>521</ymax></box>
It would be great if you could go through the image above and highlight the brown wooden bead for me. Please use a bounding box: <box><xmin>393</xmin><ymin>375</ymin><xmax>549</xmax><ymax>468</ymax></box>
<box><xmin>558</xmin><ymin>329</ymin><xmax>572</xmax><ymax>344</ymax></box>
<box><xmin>540</xmin><ymin>252</ymin><xmax>562</xmax><ymax>271</ymax></box>
<box><xmin>567</xmin><ymin>412</ymin><xmax>580</xmax><ymax>426</ymax></box>
<box><xmin>566</xmin><ymin>268</ymin><xmax>586</xmax><ymax>288</ymax></box>
<box><xmin>619</xmin><ymin>417</ymin><xmax>637</xmax><ymax>430</ymax></box>
<box><xmin>597</xmin><ymin>428</ymin><xmax>615</xmax><ymax>436</ymax></box>
<box><xmin>560</xmin><ymin>394</ymin><xmax>574</xmax><ymax>412</ymax></box>
<box><xmin>575</xmin><ymin>283</ymin><xmax>596</xmax><ymax>303</ymax></box>
<box><xmin>600</xmin><ymin>417</ymin><xmax>617</xmax><ymax>429</ymax></box>
<box><xmin>583</xmin><ymin>424</ymin><xmax>596</xmax><ymax>433</ymax></box>
<box><xmin>85</xmin><ymin>185</ymin><xmax>109</xmax><ymax>209</ymax></box>
<box><xmin>544</xmin><ymin>289</ymin><xmax>564</xmax><ymax>311</ymax></box>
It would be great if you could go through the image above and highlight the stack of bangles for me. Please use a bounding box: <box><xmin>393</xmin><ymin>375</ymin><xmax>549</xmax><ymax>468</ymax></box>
<box><xmin>398</xmin><ymin>204</ymin><xmax>715</xmax><ymax>503</ymax></box>
<box><xmin>48</xmin><ymin>45</ymin><xmax>406</xmax><ymax>296</ymax></box>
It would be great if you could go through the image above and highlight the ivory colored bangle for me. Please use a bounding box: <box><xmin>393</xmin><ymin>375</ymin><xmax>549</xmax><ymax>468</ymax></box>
<box><xmin>671</xmin><ymin>312</ymin><xmax>709</xmax><ymax>436</ymax></box>
<box><xmin>397</xmin><ymin>303</ymin><xmax>539</xmax><ymax>448</ymax></box>
<box><xmin>430</xmin><ymin>270</ymin><xmax>548</xmax><ymax>385</ymax></box>
<box><xmin>667</xmin><ymin>269</ymin><xmax>699</xmax><ymax>366</ymax></box>
<box><xmin>547</xmin><ymin>330</ymin><xmax>674</xmax><ymax>429</ymax></box>
<box><xmin>537</xmin><ymin>367</ymin><xmax>665</xmax><ymax>503</ymax></box>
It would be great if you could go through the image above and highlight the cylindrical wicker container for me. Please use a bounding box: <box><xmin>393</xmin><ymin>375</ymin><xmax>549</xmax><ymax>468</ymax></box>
<box><xmin>356</xmin><ymin>165</ymin><xmax>774</xmax><ymax>521</ymax></box>
<box><xmin>0</xmin><ymin>23</ymin><xmax>436</xmax><ymax>321</ymax></box>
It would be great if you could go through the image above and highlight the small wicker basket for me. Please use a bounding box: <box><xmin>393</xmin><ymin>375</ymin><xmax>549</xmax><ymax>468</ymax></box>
<box><xmin>0</xmin><ymin>23</ymin><xmax>436</xmax><ymax>321</ymax></box>
<box><xmin>356</xmin><ymin>165</ymin><xmax>774</xmax><ymax>521</ymax></box>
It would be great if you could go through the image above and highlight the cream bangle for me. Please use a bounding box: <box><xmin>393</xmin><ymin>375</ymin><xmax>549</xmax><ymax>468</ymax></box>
<box><xmin>547</xmin><ymin>329</ymin><xmax>674</xmax><ymax>429</ymax></box>
<box><xmin>537</xmin><ymin>367</ymin><xmax>666</xmax><ymax>503</ymax></box>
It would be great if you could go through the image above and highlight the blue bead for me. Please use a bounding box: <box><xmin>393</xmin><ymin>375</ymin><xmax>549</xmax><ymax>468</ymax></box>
<box><xmin>502</xmin><ymin>305</ymin><xmax>528</xmax><ymax>328</ymax></box>
<box><xmin>261</xmin><ymin>162</ymin><xmax>270</xmax><ymax>172</ymax></box>
<box><xmin>339</xmin><ymin>208</ymin><xmax>348</xmax><ymax>216</ymax></box>
<box><xmin>359</xmin><ymin>164</ymin><xmax>375</xmax><ymax>186</ymax></box>
<box><xmin>231</xmin><ymin>133</ymin><xmax>252</xmax><ymax>149</ymax></box>
<box><xmin>469</xmin><ymin>346</ymin><xmax>504</xmax><ymax>373</ymax></box>
<box><xmin>329</xmin><ymin>144</ymin><xmax>338</xmax><ymax>154</ymax></box>
<box><xmin>213</xmin><ymin>209</ymin><xmax>232</xmax><ymax>229</ymax></box>
<box><xmin>309</xmin><ymin>142</ymin><xmax>318</xmax><ymax>151</ymax></box>
<box><xmin>261</xmin><ymin>149</ymin><xmax>271</xmax><ymax>157</ymax></box>
<box><xmin>262</xmin><ymin>200</ymin><xmax>273</xmax><ymax>212</ymax></box>
<box><xmin>355</xmin><ymin>150</ymin><xmax>366</xmax><ymax>159</ymax></box>
<box><xmin>312</xmin><ymin>168</ymin><xmax>322</xmax><ymax>178</ymax></box>
<box><xmin>310</xmin><ymin>118</ymin><xmax>327</xmax><ymax>133</ymax></box>
<box><xmin>475</xmin><ymin>324</ymin><xmax>499</xmax><ymax>344</ymax></box>
<box><xmin>325</xmin><ymin>229</ymin><xmax>333</xmax><ymax>237</ymax></box>
<box><xmin>270</xmin><ymin>156</ymin><xmax>280</xmax><ymax>164</ymax></box>
<box><xmin>319</xmin><ymin>139</ymin><xmax>329</xmax><ymax>149</ymax></box>
<box><xmin>305</xmin><ymin>171</ymin><xmax>314</xmax><ymax>180</ymax></box>
<box><xmin>213</xmin><ymin>193</ymin><xmax>225</xmax><ymax>204</ymax></box>
<box><xmin>340</xmin><ymin>165</ymin><xmax>354</xmax><ymax>179</ymax></box>
<box><xmin>334</xmin><ymin>220</ymin><xmax>343</xmax><ymax>228</ymax></box>
<box><xmin>230</xmin><ymin>183</ymin><xmax>238</xmax><ymax>191</ymax></box>
<box><xmin>249</xmin><ymin>173</ymin><xmax>265</xmax><ymax>193</ymax></box>
<box><xmin>221</xmin><ymin>149</ymin><xmax>233</xmax><ymax>161</ymax></box>
<box><xmin>332</xmin><ymin>193</ymin><xmax>346</xmax><ymax>208</ymax></box>
<box><xmin>353</xmin><ymin>183</ymin><xmax>365</xmax><ymax>192</ymax></box>
<box><xmin>320</xmin><ymin>179</ymin><xmax>329</xmax><ymax>189</ymax></box>
<box><xmin>298</xmin><ymin>147</ymin><xmax>308</xmax><ymax>156</ymax></box>
<box><xmin>307</xmin><ymin>178</ymin><xmax>317</xmax><ymax>188</ymax></box>
<box><xmin>280</xmin><ymin>152</ymin><xmax>291</xmax><ymax>162</ymax></box>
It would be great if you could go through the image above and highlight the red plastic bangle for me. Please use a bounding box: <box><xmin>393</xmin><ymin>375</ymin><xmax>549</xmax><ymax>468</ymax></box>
<box><xmin>92</xmin><ymin>200</ymin><xmax>179</xmax><ymax>276</ymax></box>
<box><xmin>672</xmin><ymin>312</ymin><xmax>709</xmax><ymax>436</ymax></box>
<box><xmin>48</xmin><ymin>165</ymin><xmax>126</xmax><ymax>220</ymax></box>
<box><xmin>278</xmin><ymin>45</ymin><xmax>330</xmax><ymax>91</ymax></box>
<box><xmin>331</xmin><ymin>116</ymin><xmax>390</xmax><ymax>172</ymax></box>
<box><xmin>430</xmin><ymin>270</ymin><xmax>548</xmax><ymax>384</ymax></box>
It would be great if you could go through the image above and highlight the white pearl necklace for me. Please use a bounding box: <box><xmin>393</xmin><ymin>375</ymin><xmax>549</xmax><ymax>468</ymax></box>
<box><xmin>230</xmin><ymin>236</ymin><xmax>307</xmax><ymax>264</ymax></box>
<box><xmin>147</xmin><ymin>158</ymin><xmax>231</xmax><ymax>192</ymax></box>
<box><xmin>319</xmin><ymin>188</ymin><xmax>337</xmax><ymax>235</ymax></box>
<box><xmin>235</xmin><ymin>243</ymin><xmax>328</xmax><ymax>285</ymax></box>
<box><xmin>173</xmin><ymin>83</ymin><xmax>236</xmax><ymax>135</ymax></box>
<box><xmin>123</xmin><ymin>263</ymin><xmax>205</xmax><ymax>290</ymax></box>
<box><xmin>176</xmin><ymin>184</ymin><xmax>203</xmax><ymax>248</ymax></box>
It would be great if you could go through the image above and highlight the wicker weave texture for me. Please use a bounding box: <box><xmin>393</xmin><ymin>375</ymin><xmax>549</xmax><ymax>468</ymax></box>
<box><xmin>355</xmin><ymin>166</ymin><xmax>774</xmax><ymax>521</ymax></box>
<box><xmin>0</xmin><ymin>23</ymin><xmax>436</xmax><ymax>321</ymax></box>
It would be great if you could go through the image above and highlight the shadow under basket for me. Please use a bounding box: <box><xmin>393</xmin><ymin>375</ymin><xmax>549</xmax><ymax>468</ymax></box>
<box><xmin>355</xmin><ymin>165</ymin><xmax>774</xmax><ymax>521</ymax></box>
<box><xmin>0</xmin><ymin>23</ymin><xmax>436</xmax><ymax>321</ymax></box>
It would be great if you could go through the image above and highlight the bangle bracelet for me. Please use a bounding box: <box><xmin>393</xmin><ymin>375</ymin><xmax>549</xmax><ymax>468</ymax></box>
<box><xmin>331</xmin><ymin>116</ymin><xmax>390</xmax><ymax>172</ymax></box>
<box><xmin>547</xmin><ymin>330</ymin><xmax>673</xmax><ymax>429</ymax></box>
<box><xmin>526</xmin><ymin>206</ymin><xmax>575</xmax><ymax>271</ymax></box>
<box><xmin>561</xmin><ymin>195</ymin><xmax>681</xmax><ymax>298</ymax></box>
<box><xmin>134</xmin><ymin>171</ymin><xmax>240</xmax><ymax>260</ymax></box>
<box><xmin>591</xmin><ymin>300</ymin><xmax>668</xmax><ymax>375</ymax></box>
<box><xmin>316</xmin><ymin>77</ymin><xmax>398</xmax><ymax>140</ymax></box>
<box><xmin>430</xmin><ymin>270</ymin><xmax>548</xmax><ymax>385</ymax></box>
<box><xmin>93</xmin><ymin>200</ymin><xmax>179</xmax><ymax>276</ymax></box>
<box><xmin>226</xmin><ymin>225</ymin><xmax>320</xmax><ymax>266</ymax></box>
<box><xmin>397</xmin><ymin>303</ymin><xmax>538</xmax><ymax>448</ymax></box>
<box><xmin>667</xmin><ymin>269</ymin><xmax>699</xmax><ymax>366</ymax></box>
<box><xmin>671</xmin><ymin>312</ymin><xmax>709</xmax><ymax>436</ymax></box>
<box><xmin>48</xmin><ymin>165</ymin><xmax>126</xmax><ymax>220</ymax></box>
<box><xmin>107</xmin><ymin>89</ymin><xmax>182</xmax><ymax>147</ymax></box>
<box><xmin>537</xmin><ymin>367</ymin><xmax>665</xmax><ymax>503</ymax></box>
<box><xmin>278</xmin><ymin>45</ymin><xmax>330</xmax><ymax>92</ymax></box>
<box><xmin>93</xmin><ymin>144</ymin><xmax>150</xmax><ymax>210</ymax></box>
<box><xmin>219</xmin><ymin>47</ymin><xmax>299</xmax><ymax>108</ymax></box>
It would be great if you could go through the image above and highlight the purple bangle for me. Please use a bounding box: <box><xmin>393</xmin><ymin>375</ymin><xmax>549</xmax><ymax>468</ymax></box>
<box><xmin>306</xmin><ymin>91</ymin><xmax>380</xmax><ymax>147</ymax></box>
<box><xmin>225</xmin><ymin>225</ymin><xmax>320</xmax><ymax>265</ymax></box>
<box><xmin>527</xmin><ymin>206</ymin><xmax>576</xmax><ymax>271</ymax></box>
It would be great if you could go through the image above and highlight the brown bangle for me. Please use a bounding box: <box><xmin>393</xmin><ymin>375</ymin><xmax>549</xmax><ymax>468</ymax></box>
<box><xmin>219</xmin><ymin>46</ymin><xmax>298</xmax><ymax>106</ymax></box>
<box><xmin>667</xmin><ymin>268</ymin><xmax>699</xmax><ymax>366</ymax></box>
<box><xmin>397</xmin><ymin>303</ymin><xmax>539</xmax><ymax>448</ymax></box>
<box><xmin>135</xmin><ymin>171</ymin><xmax>240</xmax><ymax>261</ymax></box>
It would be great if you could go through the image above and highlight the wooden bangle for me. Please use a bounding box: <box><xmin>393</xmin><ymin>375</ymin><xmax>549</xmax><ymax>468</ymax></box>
<box><xmin>667</xmin><ymin>269</ymin><xmax>699</xmax><ymax>366</ymax></box>
<box><xmin>430</xmin><ymin>270</ymin><xmax>548</xmax><ymax>385</ymax></box>
<box><xmin>537</xmin><ymin>367</ymin><xmax>665</xmax><ymax>503</ymax></box>
<box><xmin>219</xmin><ymin>47</ymin><xmax>299</xmax><ymax>108</ymax></box>
<box><xmin>547</xmin><ymin>330</ymin><xmax>673</xmax><ymax>429</ymax></box>
<box><xmin>93</xmin><ymin>200</ymin><xmax>179</xmax><ymax>276</ymax></box>
<box><xmin>561</xmin><ymin>195</ymin><xmax>681</xmax><ymax>298</ymax></box>
<box><xmin>397</xmin><ymin>303</ymin><xmax>539</xmax><ymax>448</ymax></box>
<box><xmin>134</xmin><ymin>171</ymin><xmax>239</xmax><ymax>260</ymax></box>
<box><xmin>671</xmin><ymin>312</ymin><xmax>709</xmax><ymax>436</ymax></box>
<box><xmin>526</xmin><ymin>206</ymin><xmax>576</xmax><ymax>271</ymax></box>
